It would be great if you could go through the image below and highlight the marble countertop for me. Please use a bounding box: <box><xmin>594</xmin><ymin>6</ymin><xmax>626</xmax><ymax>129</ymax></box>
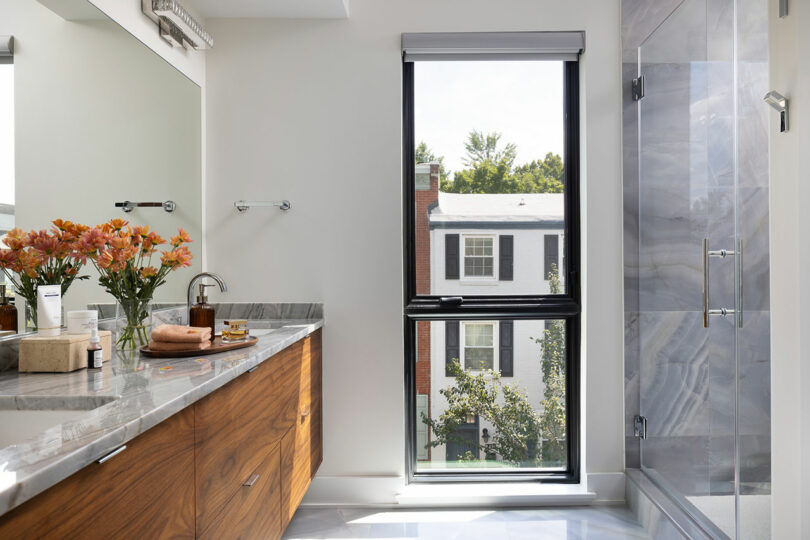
<box><xmin>0</xmin><ymin>318</ymin><xmax>323</xmax><ymax>516</ymax></box>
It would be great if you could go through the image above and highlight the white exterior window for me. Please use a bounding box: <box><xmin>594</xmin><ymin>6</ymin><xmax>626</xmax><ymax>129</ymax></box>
<box><xmin>463</xmin><ymin>322</ymin><xmax>495</xmax><ymax>370</ymax></box>
<box><xmin>463</xmin><ymin>236</ymin><xmax>494</xmax><ymax>278</ymax></box>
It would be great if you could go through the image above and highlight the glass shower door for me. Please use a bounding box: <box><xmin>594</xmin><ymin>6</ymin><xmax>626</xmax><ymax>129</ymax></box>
<box><xmin>637</xmin><ymin>0</ymin><xmax>738</xmax><ymax>536</ymax></box>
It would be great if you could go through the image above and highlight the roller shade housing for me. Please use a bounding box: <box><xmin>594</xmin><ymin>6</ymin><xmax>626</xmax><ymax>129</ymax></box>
<box><xmin>0</xmin><ymin>36</ymin><xmax>13</xmax><ymax>65</ymax></box>
<box><xmin>402</xmin><ymin>31</ymin><xmax>584</xmax><ymax>62</ymax></box>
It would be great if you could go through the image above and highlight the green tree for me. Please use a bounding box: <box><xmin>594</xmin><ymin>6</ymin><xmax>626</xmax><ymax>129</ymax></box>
<box><xmin>415</xmin><ymin>141</ymin><xmax>450</xmax><ymax>182</ymax></box>
<box><xmin>422</xmin><ymin>360</ymin><xmax>543</xmax><ymax>466</ymax></box>
<box><xmin>441</xmin><ymin>131</ymin><xmax>564</xmax><ymax>194</ymax></box>
<box><xmin>534</xmin><ymin>264</ymin><xmax>567</xmax><ymax>464</ymax></box>
<box><xmin>463</xmin><ymin>130</ymin><xmax>517</xmax><ymax>167</ymax></box>
<box><xmin>512</xmin><ymin>153</ymin><xmax>564</xmax><ymax>194</ymax></box>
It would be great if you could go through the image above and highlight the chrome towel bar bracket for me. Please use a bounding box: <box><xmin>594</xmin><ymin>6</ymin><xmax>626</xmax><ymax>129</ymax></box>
<box><xmin>115</xmin><ymin>200</ymin><xmax>176</xmax><ymax>213</ymax></box>
<box><xmin>234</xmin><ymin>200</ymin><xmax>292</xmax><ymax>213</ymax></box>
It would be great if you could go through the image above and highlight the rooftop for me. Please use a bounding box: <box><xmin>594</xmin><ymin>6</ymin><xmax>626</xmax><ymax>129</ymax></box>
<box><xmin>429</xmin><ymin>192</ymin><xmax>564</xmax><ymax>227</ymax></box>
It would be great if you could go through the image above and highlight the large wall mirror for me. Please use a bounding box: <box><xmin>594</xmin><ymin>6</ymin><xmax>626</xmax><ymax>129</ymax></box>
<box><xmin>0</xmin><ymin>0</ymin><xmax>202</xmax><ymax>332</ymax></box>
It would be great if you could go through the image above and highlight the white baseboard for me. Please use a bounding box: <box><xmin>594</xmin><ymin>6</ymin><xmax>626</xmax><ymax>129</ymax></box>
<box><xmin>300</xmin><ymin>472</ymin><xmax>625</xmax><ymax>508</ymax></box>
<box><xmin>587</xmin><ymin>472</ymin><xmax>626</xmax><ymax>503</ymax></box>
<box><xmin>301</xmin><ymin>476</ymin><xmax>407</xmax><ymax>507</ymax></box>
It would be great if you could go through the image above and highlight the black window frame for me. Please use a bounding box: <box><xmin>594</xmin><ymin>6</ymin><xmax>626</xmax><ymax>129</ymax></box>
<box><xmin>403</xmin><ymin>59</ymin><xmax>581</xmax><ymax>483</ymax></box>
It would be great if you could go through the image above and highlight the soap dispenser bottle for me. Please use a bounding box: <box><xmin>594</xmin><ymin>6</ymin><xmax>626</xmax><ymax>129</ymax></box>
<box><xmin>189</xmin><ymin>283</ymin><xmax>216</xmax><ymax>341</ymax></box>
<box><xmin>0</xmin><ymin>285</ymin><xmax>18</xmax><ymax>333</ymax></box>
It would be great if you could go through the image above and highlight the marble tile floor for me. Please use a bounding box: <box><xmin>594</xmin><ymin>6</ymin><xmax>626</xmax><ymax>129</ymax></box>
<box><xmin>283</xmin><ymin>506</ymin><xmax>652</xmax><ymax>540</ymax></box>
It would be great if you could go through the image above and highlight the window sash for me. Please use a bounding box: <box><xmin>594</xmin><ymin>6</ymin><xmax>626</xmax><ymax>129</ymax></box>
<box><xmin>403</xmin><ymin>59</ymin><xmax>581</xmax><ymax>483</ymax></box>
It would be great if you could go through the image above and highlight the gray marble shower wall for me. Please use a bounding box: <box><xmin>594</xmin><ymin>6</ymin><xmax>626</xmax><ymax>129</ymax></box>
<box><xmin>622</xmin><ymin>0</ymin><xmax>770</xmax><ymax>497</ymax></box>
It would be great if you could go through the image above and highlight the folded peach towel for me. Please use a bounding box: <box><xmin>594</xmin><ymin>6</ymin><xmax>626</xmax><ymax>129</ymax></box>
<box><xmin>148</xmin><ymin>340</ymin><xmax>212</xmax><ymax>352</ymax></box>
<box><xmin>151</xmin><ymin>324</ymin><xmax>211</xmax><ymax>343</ymax></box>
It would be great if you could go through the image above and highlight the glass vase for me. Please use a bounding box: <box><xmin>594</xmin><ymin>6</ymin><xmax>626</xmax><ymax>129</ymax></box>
<box><xmin>24</xmin><ymin>299</ymin><xmax>65</xmax><ymax>333</ymax></box>
<box><xmin>114</xmin><ymin>299</ymin><xmax>153</xmax><ymax>351</ymax></box>
<box><xmin>24</xmin><ymin>300</ymin><xmax>37</xmax><ymax>332</ymax></box>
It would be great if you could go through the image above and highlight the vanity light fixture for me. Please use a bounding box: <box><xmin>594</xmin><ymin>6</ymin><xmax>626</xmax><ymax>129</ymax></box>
<box><xmin>142</xmin><ymin>0</ymin><xmax>213</xmax><ymax>50</ymax></box>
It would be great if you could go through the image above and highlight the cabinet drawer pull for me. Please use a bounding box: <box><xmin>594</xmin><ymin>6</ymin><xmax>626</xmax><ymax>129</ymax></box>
<box><xmin>97</xmin><ymin>445</ymin><xmax>127</xmax><ymax>464</ymax></box>
<box><xmin>247</xmin><ymin>366</ymin><xmax>259</xmax><ymax>373</ymax></box>
<box><xmin>243</xmin><ymin>474</ymin><xmax>260</xmax><ymax>487</ymax></box>
<box><xmin>300</xmin><ymin>408</ymin><xmax>311</xmax><ymax>418</ymax></box>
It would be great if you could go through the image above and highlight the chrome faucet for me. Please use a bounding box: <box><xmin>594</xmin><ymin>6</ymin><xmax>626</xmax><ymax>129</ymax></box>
<box><xmin>187</xmin><ymin>272</ymin><xmax>227</xmax><ymax>314</ymax></box>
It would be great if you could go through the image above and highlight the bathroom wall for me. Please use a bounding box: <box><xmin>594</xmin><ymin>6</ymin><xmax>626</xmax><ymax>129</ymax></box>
<box><xmin>2</xmin><ymin>0</ymin><xmax>203</xmax><ymax>312</ymax></box>
<box><xmin>205</xmin><ymin>0</ymin><xmax>625</xmax><ymax>504</ymax></box>
<box><xmin>768</xmin><ymin>0</ymin><xmax>810</xmax><ymax>536</ymax></box>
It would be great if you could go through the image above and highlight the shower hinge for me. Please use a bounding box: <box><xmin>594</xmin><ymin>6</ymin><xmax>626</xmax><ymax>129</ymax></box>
<box><xmin>633</xmin><ymin>415</ymin><xmax>647</xmax><ymax>439</ymax></box>
<box><xmin>632</xmin><ymin>76</ymin><xmax>645</xmax><ymax>101</ymax></box>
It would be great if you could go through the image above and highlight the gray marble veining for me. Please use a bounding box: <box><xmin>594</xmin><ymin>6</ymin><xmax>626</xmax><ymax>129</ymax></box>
<box><xmin>0</xmin><ymin>317</ymin><xmax>323</xmax><ymax>516</ymax></box>
<box><xmin>213</xmin><ymin>303</ymin><xmax>323</xmax><ymax>320</ymax></box>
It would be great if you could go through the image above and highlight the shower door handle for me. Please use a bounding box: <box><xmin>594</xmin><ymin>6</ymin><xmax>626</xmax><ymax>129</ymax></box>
<box><xmin>703</xmin><ymin>238</ymin><xmax>739</xmax><ymax>329</ymax></box>
<box><xmin>737</xmin><ymin>239</ymin><xmax>743</xmax><ymax>328</ymax></box>
<box><xmin>703</xmin><ymin>239</ymin><xmax>710</xmax><ymax>328</ymax></box>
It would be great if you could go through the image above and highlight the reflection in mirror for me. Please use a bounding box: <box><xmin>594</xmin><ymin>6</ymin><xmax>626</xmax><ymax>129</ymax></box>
<box><xmin>0</xmin><ymin>0</ymin><xmax>201</xmax><ymax>335</ymax></box>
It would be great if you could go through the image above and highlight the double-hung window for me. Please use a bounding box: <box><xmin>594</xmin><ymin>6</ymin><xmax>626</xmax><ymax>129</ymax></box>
<box><xmin>462</xmin><ymin>322</ymin><xmax>495</xmax><ymax>370</ymax></box>
<box><xmin>463</xmin><ymin>236</ymin><xmax>494</xmax><ymax>278</ymax></box>
<box><xmin>404</xmin><ymin>31</ymin><xmax>582</xmax><ymax>481</ymax></box>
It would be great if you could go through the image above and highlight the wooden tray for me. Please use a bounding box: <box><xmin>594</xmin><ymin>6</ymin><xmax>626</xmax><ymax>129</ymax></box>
<box><xmin>140</xmin><ymin>336</ymin><xmax>258</xmax><ymax>358</ymax></box>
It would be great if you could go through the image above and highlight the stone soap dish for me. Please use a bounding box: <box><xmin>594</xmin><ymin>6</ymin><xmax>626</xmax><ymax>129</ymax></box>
<box><xmin>139</xmin><ymin>336</ymin><xmax>258</xmax><ymax>358</ymax></box>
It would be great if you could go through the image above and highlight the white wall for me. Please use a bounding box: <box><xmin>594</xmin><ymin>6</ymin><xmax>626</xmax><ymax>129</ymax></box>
<box><xmin>205</xmin><ymin>0</ymin><xmax>624</xmax><ymax>504</ymax></box>
<box><xmin>769</xmin><ymin>0</ymin><xmax>810</xmax><ymax>535</ymax></box>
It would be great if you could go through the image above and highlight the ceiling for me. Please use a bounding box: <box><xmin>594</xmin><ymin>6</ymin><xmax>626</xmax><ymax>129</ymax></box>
<box><xmin>188</xmin><ymin>0</ymin><xmax>349</xmax><ymax>19</ymax></box>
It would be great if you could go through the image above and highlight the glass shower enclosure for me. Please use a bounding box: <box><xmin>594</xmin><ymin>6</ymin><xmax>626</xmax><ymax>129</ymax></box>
<box><xmin>635</xmin><ymin>0</ymin><xmax>770</xmax><ymax>537</ymax></box>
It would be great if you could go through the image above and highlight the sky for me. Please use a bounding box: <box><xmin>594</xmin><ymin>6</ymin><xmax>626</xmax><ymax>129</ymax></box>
<box><xmin>414</xmin><ymin>61</ymin><xmax>564</xmax><ymax>175</ymax></box>
<box><xmin>0</xmin><ymin>64</ymin><xmax>13</xmax><ymax>206</ymax></box>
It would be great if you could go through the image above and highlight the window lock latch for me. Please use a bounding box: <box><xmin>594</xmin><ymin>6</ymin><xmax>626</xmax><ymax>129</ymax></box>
<box><xmin>440</xmin><ymin>296</ymin><xmax>463</xmax><ymax>305</ymax></box>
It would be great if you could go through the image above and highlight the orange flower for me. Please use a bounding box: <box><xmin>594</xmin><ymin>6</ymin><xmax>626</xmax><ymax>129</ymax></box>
<box><xmin>170</xmin><ymin>228</ymin><xmax>192</xmax><ymax>247</ymax></box>
<box><xmin>19</xmin><ymin>251</ymin><xmax>43</xmax><ymax>278</ymax></box>
<box><xmin>0</xmin><ymin>249</ymin><xmax>19</xmax><ymax>270</ymax></box>
<box><xmin>78</xmin><ymin>228</ymin><xmax>110</xmax><ymax>255</ymax></box>
<box><xmin>97</xmin><ymin>250</ymin><xmax>114</xmax><ymax>270</ymax></box>
<box><xmin>3</xmin><ymin>228</ymin><xmax>29</xmax><ymax>251</ymax></box>
<box><xmin>52</xmin><ymin>219</ymin><xmax>74</xmax><ymax>232</ymax></box>
<box><xmin>140</xmin><ymin>266</ymin><xmax>158</xmax><ymax>278</ymax></box>
<box><xmin>29</xmin><ymin>230</ymin><xmax>60</xmax><ymax>256</ymax></box>
<box><xmin>100</xmin><ymin>218</ymin><xmax>129</xmax><ymax>234</ymax></box>
<box><xmin>160</xmin><ymin>245</ymin><xmax>193</xmax><ymax>269</ymax></box>
<box><xmin>109</xmin><ymin>235</ymin><xmax>132</xmax><ymax>250</ymax></box>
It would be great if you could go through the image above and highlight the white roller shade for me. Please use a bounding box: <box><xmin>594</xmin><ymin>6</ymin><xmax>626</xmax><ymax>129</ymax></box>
<box><xmin>402</xmin><ymin>31</ymin><xmax>584</xmax><ymax>62</ymax></box>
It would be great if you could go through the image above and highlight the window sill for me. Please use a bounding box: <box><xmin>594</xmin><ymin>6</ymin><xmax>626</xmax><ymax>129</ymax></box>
<box><xmin>395</xmin><ymin>482</ymin><xmax>596</xmax><ymax>507</ymax></box>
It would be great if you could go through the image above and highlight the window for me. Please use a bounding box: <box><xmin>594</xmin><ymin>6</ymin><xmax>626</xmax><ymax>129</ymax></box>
<box><xmin>404</xmin><ymin>31</ymin><xmax>581</xmax><ymax>482</ymax></box>
<box><xmin>464</xmin><ymin>236</ymin><xmax>494</xmax><ymax>278</ymax></box>
<box><xmin>463</xmin><ymin>322</ymin><xmax>494</xmax><ymax>370</ymax></box>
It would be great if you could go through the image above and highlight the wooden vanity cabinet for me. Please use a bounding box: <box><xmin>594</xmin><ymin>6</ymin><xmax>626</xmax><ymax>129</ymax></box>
<box><xmin>0</xmin><ymin>406</ymin><xmax>196</xmax><ymax>539</ymax></box>
<box><xmin>195</xmin><ymin>329</ymin><xmax>323</xmax><ymax>539</ymax></box>
<box><xmin>0</xmin><ymin>330</ymin><xmax>322</xmax><ymax>540</ymax></box>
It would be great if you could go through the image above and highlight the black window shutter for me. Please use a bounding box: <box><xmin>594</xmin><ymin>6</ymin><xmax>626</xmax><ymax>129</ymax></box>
<box><xmin>499</xmin><ymin>235</ymin><xmax>514</xmax><ymax>281</ymax></box>
<box><xmin>499</xmin><ymin>321</ymin><xmax>514</xmax><ymax>377</ymax></box>
<box><xmin>544</xmin><ymin>234</ymin><xmax>559</xmax><ymax>279</ymax></box>
<box><xmin>445</xmin><ymin>234</ymin><xmax>459</xmax><ymax>280</ymax></box>
<box><xmin>446</xmin><ymin>321</ymin><xmax>460</xmax><ymax>376</ymax></box>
